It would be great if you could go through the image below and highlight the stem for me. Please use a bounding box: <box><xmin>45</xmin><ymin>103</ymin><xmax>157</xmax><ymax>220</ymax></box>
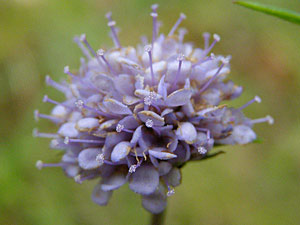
<box><xmin>150</xmin><ymin>210</ymin><xmax>166</xmax><ymax>225</ymax></box>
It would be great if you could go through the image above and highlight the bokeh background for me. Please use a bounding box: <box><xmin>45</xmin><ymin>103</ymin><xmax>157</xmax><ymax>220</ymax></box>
<box><xmin>1</xmin><ymin>0</ymin><xmax>300</xmax><ymax>224</ymax></box>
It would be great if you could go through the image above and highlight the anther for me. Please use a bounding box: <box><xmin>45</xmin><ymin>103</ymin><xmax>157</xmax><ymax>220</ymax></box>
<box><xmin>197</xmin><ymin>146</ymin><xmax>207</xmax><ymax>154</ymax></box>
<box><xmin>43</xmin><ymin>95</ymin><xmax>71</xmax><ymax>109</ymax></box>
<box><xmin>73</xmin><ymin>36</ymin><xmax>92</xmax><ymax>60</ymax></box>
<box><xmin>203</xmin><ymin>33</ymin><xmax>221</xmax><ymax>56</ymax></box>
<box><xmin>116</xmin><ymin>124</ymin><xmax>124</xmax><ymax>133</ymax></box>
<box><xmin>168</xmin><ymin>13</ymin><xmax>186</xmax><ymax>37</ymax></box>
<box><xmin>167</xmin><ymin>188</ymin><xmax>175</xmax><ymax>197</ymax></box>
<box><xmin>239</xmin><ymin>96</ymin><xmax>261</xmax><ymax>111</ymax></box>
<box><xmin>106</xmin><ymin>12</ymin><xmax>122</xmax><ymax>48</ymax></box>
<box><xmin>145</xmin><ymin>119</ymin><xmax>154</xmax><ymax>128</ymax></box>
<box><xmin>45</xmin><ymin>75</ymin><xmax>69</xmax><ymax>94</ymax></box>
<box><xmin>64</xmin><ymin>137</ymin><xmax>104</xmax><ymax>145</ymax></box>
<box><xmin>96</xmin><ymin>153</ymin><xmax>105</xmax><ymax>165</ymax></box>
<box><xmin>36</xmin><ymin>160</ymin><xmax>43</xmax><ymax>170</ymax></box>
<box><xmin>34</xmin><ymin>110</ymin><xmax>63</xmax><ymax>123</ymax></box>
<box><xmin>129</xmin><ymin>164</ymin><xmax>137</xmax><ymax>173</ymax></box>
<box><xmin>151</xmin><ymin>4</ymin><xmax>159</xmax><ymax>45</ymax></box>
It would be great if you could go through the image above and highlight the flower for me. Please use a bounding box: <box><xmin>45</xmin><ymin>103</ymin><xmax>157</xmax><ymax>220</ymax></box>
<box><xmin>34</xmin><ymin>4</ymin><xmax>273</xmax><ymax>214</ymax></box>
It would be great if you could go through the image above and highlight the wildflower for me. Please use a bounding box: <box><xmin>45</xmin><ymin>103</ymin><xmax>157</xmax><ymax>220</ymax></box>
<box><xmin>34</xmin><ymin>4</ymin><xmax>273</xmax><ymax>214</ymax></box>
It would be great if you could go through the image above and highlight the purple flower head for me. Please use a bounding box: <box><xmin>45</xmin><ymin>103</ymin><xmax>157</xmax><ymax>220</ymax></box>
<box><xmin>34</xmin><ymin>4</ymin><xmax>273</xmax><ymax>214</ymax></box>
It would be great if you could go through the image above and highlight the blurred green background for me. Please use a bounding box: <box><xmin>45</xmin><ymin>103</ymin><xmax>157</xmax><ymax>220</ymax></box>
<box><xmin>1</xmin><ymin>0</ymin><xmax>300</xmax><ymax>224</ymax></box>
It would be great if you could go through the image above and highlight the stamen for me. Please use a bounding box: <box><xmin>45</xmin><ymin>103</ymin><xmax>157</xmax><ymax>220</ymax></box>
<box><xmin>96</xmin><ymin>49</ymin><xmax>116</xmax><ymax>75</ymax></box>
<box><xmin>151</xmin><ymin>4</ymin><xmax>159</xmax><ymax>45</ymax></box>
<box><xmin>144</xmin><ymin>45</ymin><xmax>155</xmax><ymax>86</ymax></box>
<box><xmin>79</xmin><ymin>34</ymin><xmax>103</xmax><ymax>66</ymax></box>
<box><xmin>199</xmin><ymin>58</ymin><xmax>228</xmax><ymax>93</ymax></box>
<box><xmin>34</xmin><ymin>110</ymin><xmax>63</xmax><ymax>123</ymax></box>
<box><xmin>74</xmin><ymin>99</ymin><xmax>112</xmax><ymax>118</ymax></box>
<box><xmin>168</xmin><ymin>13</ymin><xmax>186</xmax><ymax>37</ymax></box>
<box><xmin>145</xmin><ymin>119</ymin><xmax>154</xmax><ymax>128</ymax></box>
<box><xmin>105</xmin><ymin>12</ymin><xmax>122</xmax><ymax>48</ymax></box>
<box><xmin>144</xmin><ymin>91</ymin><xmax>157</xmax><ymax>106</ymax></box>
<box><xmin>239</xmin><ymin>96</ymin><xmax>261</xmax><ymax>111</ymax></box>
<box><xmin>192</xmin><ymin>54</ymin><xmax>214</xmax><ymax>68</ymax></box>
<box><xmin>45</xmin><ymin>75</ymin><xmax>69</xmax><ymax>94</ymax></box>
<box><xmin>116</xmin><ymin>124</ymin><xmax>124</xmax><ymax>133</ymax></box>
<box><xmin>202</xmin><ymin>32</ymin><xmax>211</xmax><ymax>50</ymax></box>
<box><xmin>33</xmin><ymin>128</ymin><xmax>59</xmax><ymax>139</ymax></box>
<box><xmin>43</xmin><ymin>95</ymin><xmax>71</xmax><ymax>109</ymax></box>
<box><xmin>251</xmin><ymin>115</ymin><xmax>274</xmax><ymax>125</ymax></box>
<box><xmin>171</xmin><ymin>54</ymin><xmax>185</xmax><ymax>90</ymax></box>
<box><xmin>197</xmin><ymin>146</ymin><xmax>207</xmax><ymax>154</ymax></box>
<box><xmin>64</xmin><ymin>137</ymin><xmax>104</xmax><ymax>145</ymax></box>
<box><xmin>178</xmin><ymin>28</ymin><xmax>187</xmax><ymax>44</ymax></box>
<box><xmin>74</xmin><ymin>36</ymin><xmax>92</xmax><ymax>60</ymax></box>
<box><xmin>36</xmin><ymin>160</ymin><xmax>63</xmax><ymax>170</ymax></box>
<box><xmin>96</xmin><ymin>153</ymin><xmax>105</xmax><ymax>165</ymax></box>
<box><xmin>203</xmin><ymin>33</ymin><xmax>220</xmax><ymax>56</ymax></box>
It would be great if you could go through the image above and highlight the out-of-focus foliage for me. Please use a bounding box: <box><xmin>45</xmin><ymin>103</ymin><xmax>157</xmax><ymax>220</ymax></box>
<box><xmin>234</xmin><ymin>1</ymin><xmax>300</xmax><ymax>25</ymax></box>
<box><xmin>0</xmin><ymin>0</ymin><xmax>299</xmax><ymax>225</ymax></box>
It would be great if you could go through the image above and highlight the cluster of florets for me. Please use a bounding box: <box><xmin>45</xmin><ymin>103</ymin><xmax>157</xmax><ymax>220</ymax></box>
<box><xmin>34</xmin><ymin>4</ymin><xmax>273</xmax><ymax>214</ymax></box>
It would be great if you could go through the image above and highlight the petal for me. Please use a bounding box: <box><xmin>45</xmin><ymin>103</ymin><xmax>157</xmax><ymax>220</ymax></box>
<box><xmin>92</xmin><ymin>183</ymin><xmax>113</xmax><ymax>206</ymax></box>
<box><xmin>78</xmin><ymin>148</ymin><xmax>102</xmax><ymax>170</ymax></box>
<box><xmin>99</xmin><ymin>119</ymin><xmax>118</xmax><ymax>130</ymax></box>
<box><xmin>135</xmin><ymin>74</ymin><xmax>144</xmax><ymax>90</ymax></box>
<box><xmin>149</xmin><ymin>149</ymin><xmax>177</xmax><ymax>160</ymax></box>
<box><xmin>176</xmin><ymin>122</ymin><xmax>197</xmax><ymax>144</ymax></box>
<box><xmin>118</xmin><ymin>115</ymin><xmax>140</xmax><ymax>130</ymax></box>
<box><xmin>232</xmin><ymin>125</ymin><xmax>256</xmax><ymax>145</ymax></box>
<box><xmin>166</xmin><ymin>167</ymin><xmax>181</xmax><ymax>187</ymax></box>
<box><xmin>111</xmin><ymin>141</ymin><xmax>131</xmax><ymax>162</ymax></box>
<box><xmin>114</xmin><ymin>74</ymin><xmax>135</xmax><ymax>96</ymax></box>
<box><xmin>76</xmin><ymin>118</ymin><xmax>99</xmax><ymax>131</ymax></box>
<box><xmin>130</xmin><ymin>125</ymin><xmax>143</xmax><ymax>145</ymax></box>
<box><xmin>138</xmin><ymin>111</ymin><xmax>165</xmax><ymax>127</ymax></box>
<box><xmin>161</xmin><ymin>108</ymin><xmax>173</xmax><ymax>117</ymax></box>
<box><xmin>123</xmin><ymin>95</ymin><xmax>140</xmax><ymax>106</ymax></box>
<box><xmin>103</xmin><ymin>98</ymin><xmax>132</xmax><ymax>115</ymax></box>
<box><xmin>142</xmin><ymin>184</ymin><xmax>167</xmax><ymax>214</ymax></box>
<box><xmin>101</xmin><ymin>171</ymin><xmax>127</xmax><ymax>191</ymax></box>
<box><xmin>129</xmin><ymin>165</ymin><xmax>159</xmax><ymax>195</ymax></box>
<box><xmin>51</xmin><ymin>105</ymin><xmax>68</xmax><ymax>118</ymax></box>
<box><xmin>158</xmin><ymin>162</ymin><xmax>172</xmax><ymax>176</ymax></box>
<box><xmin>91</xmin><ymin>73</ymin><xmax>115</xmax><ymax>94</ymax></box>
<box><xmin>157</xmin><ymin>75</ymin><xmax>167</xmax><ymax>100</ymax></box>
<box><xmin>64</xmin><ymin>165</ymin><xmax>80</xmax><ymax>177</ymax></box>
<box><xmin>58</xmin><ymin>122</ymin><xmax>79</xmax><ymax>138</ymax></box>
<box><xmin>103</xmin><ymin>132</ymin><xmax>130</xmax><ymax>156</ymax></box>
<box><xmin>165</xmin><ymin>89</ymin><xmax>192</xmax><ymax>107</ymax></box>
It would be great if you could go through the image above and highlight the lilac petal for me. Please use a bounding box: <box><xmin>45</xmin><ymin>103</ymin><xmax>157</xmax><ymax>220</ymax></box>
<box><xmin>51</xmin><ymin>105</ymin><xmax>68</xmax><ymax>118</ymax></box>
<box><xmin>149</xmin><ymin>154</ymin><xmax>159</xmax><ymax>167</ymax></box>
<box><xmin>99</xmin><ymin>119</ymin><xmax>118</xmax><ymax>130</ymax></box>
<box><xmin>58</xmin><ymin>122</ymin><xmax>79</xmax><ymax>138</ymax></box>
<box><xmin>113</xmin><ymin>74</ymin><xmax>135</xmax><ymax>96</ymax></box>
<box><xmin>135</xmin><ymin>74</ymin><xmax>144</xmax><ymax>90</ymax></box>
<box><xmin>158</xmin><ymin>162</ymin><xmax>172</xmax><ymax>176</ymax></box>
<box><xmin>161</xmin><ymin>108</ymin><xmax>173</xmax><ymax>117</ymax></box>
<box><xmin>232</xmin><ymin>125</ymin><xmax>256</xmax><ymax>145</ymax></box>
<box><xmin>91</xmin><ymin>73</ymin><xmax>115</xmax><ymax>94</ymax></box>
<box><xmin>149</xmin><ymin>148</ymin><xmax>177</xmax><ymax>160</ymax></box>
<box><xmin>118</xmin><ymin>116</ymin><xmax>139</xmax><ymax>130</ymax></box>
<box><xmin>104</xmin><ymin>132</ymin><xmax>130</xmax><ymax>155</ymax></box>
<box><xmin>101</xmin><ymin>171</ymin><xmax>127</xmax><ymax>191</ymax></box>
<box><xmin>130</xmin><ymin>125</ymin><xmax>143</xmax><ymax>145</ymax></box>
<box><xmin>142</xmin><ymin>184</ymin><xmax>167</xmax><ymax>214</ymax></box>
<box><xmin>129</xmin><ymin>165</ymin><xmax>159</xmax><ymax>195</ymax></box>
<box><xmin>165</xmin><ymin>89</ymin><xmax>192</xmax><ymax>107</ymax></box>
<box><xmin>138</xmin><ymin>111</ymin><xmax>165</xmax><ymax>127</ymax></box>
<box><xmin>166</xmin><ymin>167</ymin><xmax>181</xmax><ymax>187</ymax></box>
<box><xmin>76</xmin><ymin>118</ymin><xmax>99</xmax><ymax>131</ymax></box>
<box><xmin>78</xmin><ymin>148</ymin><xmax>102</xmax><ymax>170</ymax></box>
<box><xmin>103</xmin><ymin>98</ymin><xmax>132</xmax><ymax>115</ymax></box>
<box><xmin>64</xmin><ymin>165</ymin><xmax>80</xmax><ymax>177</ymax></box>
<box><xmin>176</xmin><ymin>122</ymin><xmax>197</xmax><ymax>144</ymax></box>
<box><xmin>92</xmin><ymin>183</ymin><xmax>113</xmax><ymax>206</ymax></box>
<box><xmin>111</xmin><ymin>141</ymin><xmax>132</xmax><ymax>162</ymax></box>
<box><xmin>157</xmin><ymin>75</ymin><xmax>167</xmax><ymax>100</ymax></box>
<box><xmin>182</xmin><ymin>100</ymin><xmax>195</xmax><ymax>117</ymax></box>
<box><xmin>123</xmin><ymin>95</ymin><xmax>140</xmax><ymax>105</ymax></box>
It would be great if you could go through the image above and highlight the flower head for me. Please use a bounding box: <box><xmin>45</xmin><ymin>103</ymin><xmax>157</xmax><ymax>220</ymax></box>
<box><xmin>34</xmin><ymin>4</ymin><xmax>273</xmax><ymax>214</ymax></box>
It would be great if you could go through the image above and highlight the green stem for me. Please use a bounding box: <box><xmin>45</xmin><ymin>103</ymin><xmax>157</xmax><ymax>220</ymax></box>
<box><xmin>150</xmin><ymin>210</ymin><xmax>166</xmax><ymax>225</ymax></box>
